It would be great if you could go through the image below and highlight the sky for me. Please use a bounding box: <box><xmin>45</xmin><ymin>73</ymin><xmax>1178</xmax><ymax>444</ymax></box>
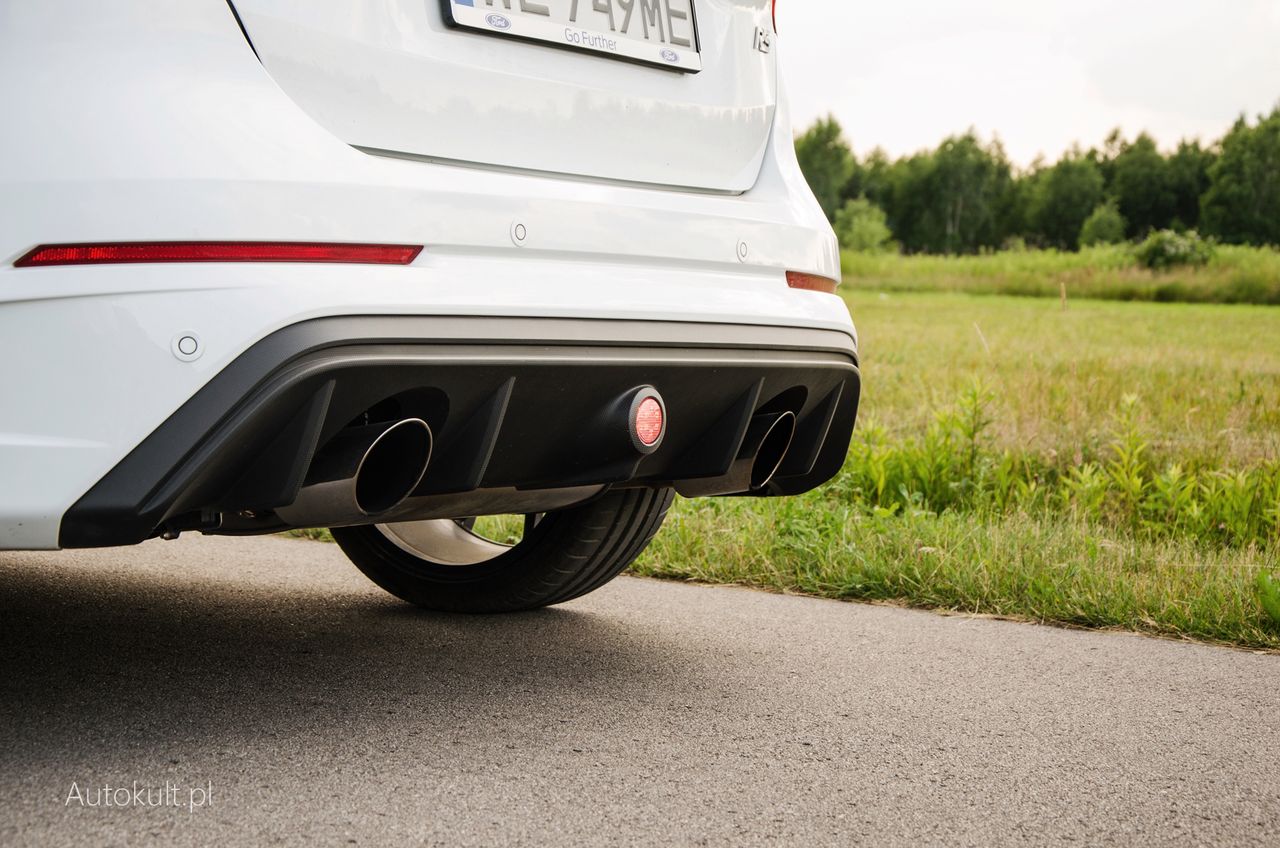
<box><xmin>779</xmin><ymin>0</ymin><xmax>1280</xmax><ymax>167</ymax></box>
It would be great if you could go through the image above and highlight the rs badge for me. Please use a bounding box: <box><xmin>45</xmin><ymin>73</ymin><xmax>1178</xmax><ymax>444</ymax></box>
<box><xmin>753</xmin><ymin>26</ymin><xmax>772</xmax><ymax>54</ymax></box>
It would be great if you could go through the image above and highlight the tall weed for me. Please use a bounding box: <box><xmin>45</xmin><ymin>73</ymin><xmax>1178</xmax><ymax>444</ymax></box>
<box><xmin>836</xmin><ymin>386</ymin><xmax>1280</xmax><ymax>549</ymax></box>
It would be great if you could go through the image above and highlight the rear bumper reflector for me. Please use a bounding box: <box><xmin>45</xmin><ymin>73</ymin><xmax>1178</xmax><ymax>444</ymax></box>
<box><xmin>786</xmin><ymin>271</ymin><xmax>839</xmax><ymax>294</ymax></box>
<box><xmin>13</xmin><ymin>242</ymin><xmax>423</xmax><ymax>268</ymax></box>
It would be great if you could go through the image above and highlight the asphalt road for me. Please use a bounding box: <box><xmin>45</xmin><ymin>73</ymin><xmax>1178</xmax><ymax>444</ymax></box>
<box><xmin>0</xmin><ymin>535</ymin><xmax>1276</xmax><ymax>847</ymax></box>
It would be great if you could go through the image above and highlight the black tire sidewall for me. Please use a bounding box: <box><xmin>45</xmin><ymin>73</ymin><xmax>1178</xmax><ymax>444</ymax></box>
<box><xmin>331</xmin><ymin>488</ymin><xmax>672</xmax><ymax>613</ymax></box>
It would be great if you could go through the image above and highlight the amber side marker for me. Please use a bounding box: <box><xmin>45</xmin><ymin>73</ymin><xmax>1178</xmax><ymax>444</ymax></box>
<box><xmin>785</xmin><ymin>271</ymin><xmax>840</xmax><ymax>294</ymax></box>
<box><xmin>14</xmin><ymin>242</ymin><xmax>423</xmax><ymax>268</ymax></box>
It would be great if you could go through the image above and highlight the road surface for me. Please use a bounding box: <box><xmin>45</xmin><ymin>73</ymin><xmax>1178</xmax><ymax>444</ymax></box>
<box><xmin>1</xmin><ymin>534</ymin><xmax>1276</xmax><ymax>846</ymax></box>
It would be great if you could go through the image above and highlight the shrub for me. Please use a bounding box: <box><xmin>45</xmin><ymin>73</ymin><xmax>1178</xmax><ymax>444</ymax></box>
<box><xmin>1134</xmin><ymin>229</ymin><xmax>1215</xmax><ymax>270</ymax></box>
<box><xmin>834</xmin><ymin>197</ymin><xmax>896</xmax><ymax>253</ymax></box>
<box><xmin>1079</xmin><ymin>201</ymin><xmax>1127</xmax><ymax>246</ymax></box>
<box><xmin>834</xmin><ymin>388</ymin><xmax>1280</xmax><ymax>549</ymax></box>
<box><xmin>1260</xmin><ymin>573</ymin><xmax>1280</xmax><ymax>626</ymax></box>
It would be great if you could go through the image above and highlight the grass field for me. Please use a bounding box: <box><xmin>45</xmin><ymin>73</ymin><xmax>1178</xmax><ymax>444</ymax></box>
<box><xmin>633</xmin><ymin>289</ymin><xmax>1280</xmax><ymax>650</ymax></box>
<box><xmin>837</xmin><ymin>290</ymin><xmax>1280</xmax><ymax>468</ymax></box>
<box><xmin>635</xmin><ymin>500</ymin><xmax>1279</xmax><ymax>649</ymax></box>
<box><xmin>842</xmin><ymin>244</ymin><xmax>1280</xmax><ymax>306</ymax></box>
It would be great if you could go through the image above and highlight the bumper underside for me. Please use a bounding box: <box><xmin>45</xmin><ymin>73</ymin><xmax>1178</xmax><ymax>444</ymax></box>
<box><xmin>60</xmin><ymin>316</ymin><xmax>860</xmax><ymax>549</ymax></box>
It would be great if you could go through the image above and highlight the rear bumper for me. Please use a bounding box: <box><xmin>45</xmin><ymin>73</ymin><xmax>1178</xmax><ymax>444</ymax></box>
<box><xmin>0</xmin><ymin>259</ymin><xmax>854</xmax><ymax>550</ymax></box>
<box><xmin>60</xmin><ymin>316</ymin><xmax>860</xmax><ymax>549</ymax></box>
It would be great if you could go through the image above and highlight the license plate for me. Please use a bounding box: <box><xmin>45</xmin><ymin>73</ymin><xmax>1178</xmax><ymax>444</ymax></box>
<box><xmin>442</xmin><ymin>0</ymin><xmax>701</xmax><ymax>73</ymax></box>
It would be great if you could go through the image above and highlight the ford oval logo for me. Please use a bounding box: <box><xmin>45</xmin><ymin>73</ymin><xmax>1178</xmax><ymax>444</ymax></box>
<box><xmin>660</xmin><ymin>48</ymin><xmax>680</xmax><ymax>63</ymax></box>
<box><xmin>486</xmin><ymin>13</ymin><xmax>511</xmax><ymax>29</ymax></box>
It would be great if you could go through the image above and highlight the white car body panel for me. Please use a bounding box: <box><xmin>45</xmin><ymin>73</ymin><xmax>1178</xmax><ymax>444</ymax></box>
<box><xmin>232</xmin><ymin>0</ymin><xmax>775</xmax><ymax>190</ymax></box>
<box><xmin>0</xmin><ymin>0</ymin><xmax>850</xmax><ymax>550</ymax></box>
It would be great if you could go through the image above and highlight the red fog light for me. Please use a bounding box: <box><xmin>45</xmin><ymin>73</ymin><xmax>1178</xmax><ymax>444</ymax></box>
<box><xmin>628</xmin><ymin>388</ymin><xmax>666</xmax><ymax>453</ymax></box>
<box><xmin>635</xmin><ymin>398</ymin><xmax>664</xmax><ymax>446</ymax></box>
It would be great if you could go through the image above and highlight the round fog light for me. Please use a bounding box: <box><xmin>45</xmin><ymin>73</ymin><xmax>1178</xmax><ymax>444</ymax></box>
<box><xmin>635</xmin><ymin>397</ymin><xmax>664</xmax><ymax>447</ymax></box>
<box><xmin>628</xmin><ymin>388</ymin><xmax>667</xmax><ymax>453</ymax></box>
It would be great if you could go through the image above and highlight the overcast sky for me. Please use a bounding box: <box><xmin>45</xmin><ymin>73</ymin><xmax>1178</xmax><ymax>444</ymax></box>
<box><xmin>779</xmin><ymin>1</ymin><xmax>1280</xmax><ymax>167</ymax></box>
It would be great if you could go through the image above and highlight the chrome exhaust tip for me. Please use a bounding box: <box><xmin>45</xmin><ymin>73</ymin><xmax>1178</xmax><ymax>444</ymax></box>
<box><xmin>745</xmin><ymin>410</ymin><xmax>796</xmax><ymax>491</ymax></box>
<box><xmin>276</xmin><ymin>418</ymin><xmax>432</xmax><ymax>528</ymax></box>
<box><xmin>674</xmin><ymin>409</ymin><xmax>797</xmax><ymax>498</ymax></box>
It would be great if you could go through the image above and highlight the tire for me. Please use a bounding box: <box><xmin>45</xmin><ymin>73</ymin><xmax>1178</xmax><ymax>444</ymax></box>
<box><xmin>331</xmin><ymin>487</ymin><xmax>675</xmax><ymax>613</ymax></box>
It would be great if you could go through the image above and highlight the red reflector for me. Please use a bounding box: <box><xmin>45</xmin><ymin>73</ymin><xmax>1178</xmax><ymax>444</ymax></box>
<box><xmin>634</xmin><ymin>397</ymin><xmax>665</xmax><ymax>447</ymax></box>
<box><xmin>786</xmin><ymin>271</ymin><xmax>839</xmax><ymax>294</ymax></box>
<box><xmin>13</xmin><ymin>242</ymin><xmax>423</xmax><ymax>268</ymax></box>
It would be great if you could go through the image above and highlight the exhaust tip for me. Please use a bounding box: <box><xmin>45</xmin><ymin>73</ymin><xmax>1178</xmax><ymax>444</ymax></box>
<box><xmin>354</xmin><ymin>418</ymin><xmax>433</xmax><ymax>515</ymax></box>
<box><xmin>749</xmin><ymin>411</ymin><xmax>796</xmax><ymax>491</ymax></box>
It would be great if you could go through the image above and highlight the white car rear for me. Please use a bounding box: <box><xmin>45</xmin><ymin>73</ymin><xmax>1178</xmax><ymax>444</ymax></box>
<box><xmin>0</xmin><ymin>0</ymin><xmax>858</xmax><ymax>612</ymax></box>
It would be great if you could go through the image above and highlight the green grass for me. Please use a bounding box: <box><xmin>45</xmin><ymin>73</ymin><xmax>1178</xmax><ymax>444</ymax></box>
<box><xmin>633</xmin><ymin>499</ymin><xmax>1279</xmax><ymax>650</ymax></box>
<box><xmin>634</xmin><ymin>291</ymin><xmax>1280</xmax><ymax>650</ymax></box>
<box><xmin>843</xmin><ymin>290</ymin><xmax>1280</xmax><ymax>468</ymax></box>
<box><xmin>837</xmin><ymin>388</ymin><xmax>1279</xmax><ymax>549</ymax></box>
<box><xmin>842</xmin><ymin>244</ymin><xmax>1280</xmax><ymax>305</ymax></box>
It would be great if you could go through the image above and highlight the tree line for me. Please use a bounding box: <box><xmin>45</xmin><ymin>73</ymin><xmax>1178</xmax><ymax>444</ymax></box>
<box><xmin>796</xmin><ymin>107</ymin><xmax>1280</xmax><ymax>254</ymax></box>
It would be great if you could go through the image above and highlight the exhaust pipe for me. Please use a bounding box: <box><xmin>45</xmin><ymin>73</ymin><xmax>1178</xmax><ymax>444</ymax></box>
<box><xmin>677</xmin><ymin>410</ymin><xmax>797</xmax><ymax>498</ymax></box>
<box><xmin>744</xmin><ymin>410</ymin><xmax>797</xmax><ymax>491</ymax></box>
<box><xmin>276</xmin><ymin>418</ymin><xmax>433</xmax><ymax>528</ymax></box>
